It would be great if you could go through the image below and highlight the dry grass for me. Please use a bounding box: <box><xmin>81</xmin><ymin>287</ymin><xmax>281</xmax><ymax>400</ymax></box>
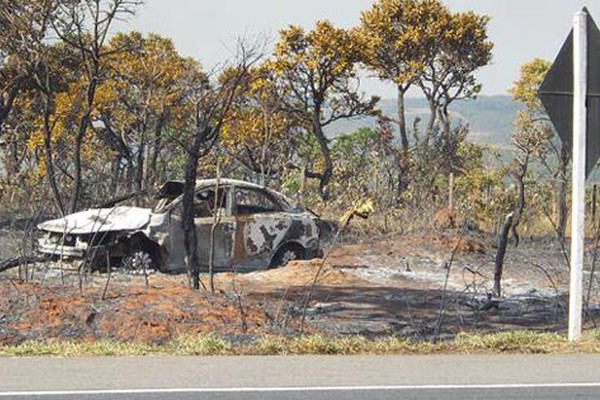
<box><xmin>2</xmin><ymin>330</ymin><xmax>600</xmax><ymax>357</ymax></box>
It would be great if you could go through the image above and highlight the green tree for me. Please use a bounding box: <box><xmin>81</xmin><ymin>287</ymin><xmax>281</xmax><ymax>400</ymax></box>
<box><xmin>510</xmin><ymin>58</ymin><xmax>567</xmax><ymax>242</ymax></box>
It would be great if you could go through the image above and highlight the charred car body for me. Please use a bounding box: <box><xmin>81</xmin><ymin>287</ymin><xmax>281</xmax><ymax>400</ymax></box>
<box><xmin>37</xmin><ymin>179</ymin><xmax>322</xmax><ymax>272</ymax></box>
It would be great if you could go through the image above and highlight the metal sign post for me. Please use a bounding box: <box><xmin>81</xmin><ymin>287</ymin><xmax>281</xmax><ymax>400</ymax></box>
<box><xmin>570</xmin><ymin>10</ymin><xmax>587</xmax><ymax>342</ymax></box>
<box><xmin>539</xmin><ymin>7</ymin><xmax>600</xmax><ymax>342</ymax></box>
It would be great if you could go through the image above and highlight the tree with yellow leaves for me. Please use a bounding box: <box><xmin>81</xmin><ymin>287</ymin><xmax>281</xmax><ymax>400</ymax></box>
<box><xmin>417</xmin><ymin>8</ymin><xmax>493</xmax><ymax>138</ymax></box>
<box><xmin>356</xmin><ymin>0</ymin><xmax>448</xmax><ymax>151</ymax></box>
<box><xmin>0</xmin><ymin>0</ymin><xmax>47</xmax><ymax>140</ymax></box>
<box><xmin>510</xmin><ymin>58</ymin><xmax>552</xmax><ymax>117</ymax></box>
<box><xmin>221</xmin><ymin>64</ymin><xmax>295</xmax><ymax>186</ymax></box>
<box><xmin>96</xmin><ymin>32</ymin><xmax>196</xmax><ymax>197</ymax></box>
<box><xmin>270</xmin><ymin>21</ymin><xmax>379</xmax><ymax>199</ymax></box>
<box><xmin>0</xmin><ymin>0</ymin><xmax>76</xmax><ymax>214</ymax></box>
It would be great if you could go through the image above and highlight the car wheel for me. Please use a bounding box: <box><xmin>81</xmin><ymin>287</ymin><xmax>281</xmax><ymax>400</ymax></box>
<box><xmin>121</xmin><ymin>250</ymin><xmax>158</xmax><ymax>275</ymax></box>
<box><xmin>270</xmin><ymin>245</ymin><xmax>305</xmax><ymax>268</ymax></box>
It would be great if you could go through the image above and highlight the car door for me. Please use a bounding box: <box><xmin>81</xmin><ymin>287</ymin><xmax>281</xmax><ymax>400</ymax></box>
<box><xmin>232</xmin><ymin>186</ymin><xmax>291</xmax><ymax>269</ymax></box>
<box><xmin>167</xmin><ymin>186</ymin><xmax>236</xmax><ymax>271</ymax></box>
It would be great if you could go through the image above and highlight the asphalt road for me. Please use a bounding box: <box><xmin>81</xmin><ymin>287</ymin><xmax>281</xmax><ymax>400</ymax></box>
<box><xmin>1</xmin><ymin>355</ymin><xmax>599</xmax><ymax>399</ymax></box>
<box><xmin>4</xmin><ymin>385</ymin><xmax>600</xmax><ymax>400</ymax></box>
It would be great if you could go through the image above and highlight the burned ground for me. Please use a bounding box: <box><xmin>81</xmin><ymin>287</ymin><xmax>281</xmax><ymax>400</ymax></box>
<box><xmin>0</xmin><ymin>229</ymin><xmax>599</xmax><ymax>346</ymax></box>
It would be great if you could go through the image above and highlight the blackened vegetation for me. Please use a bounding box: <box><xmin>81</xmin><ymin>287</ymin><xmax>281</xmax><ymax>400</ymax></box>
<box><xmin>0</xmin><ymin>256</ymin><xmax>46</xmax><ymax>273</ymax></box>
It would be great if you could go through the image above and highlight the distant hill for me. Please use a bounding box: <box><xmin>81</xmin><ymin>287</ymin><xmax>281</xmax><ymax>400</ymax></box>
<box><xmin>327</xmin><ymin>95</ymin><xmax>521</xmax><ymax>148</ymax></box>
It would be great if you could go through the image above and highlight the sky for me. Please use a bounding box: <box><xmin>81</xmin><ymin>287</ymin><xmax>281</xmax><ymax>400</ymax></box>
<box><xmin>124</xmin><ymin>0</ymin><xmax>598</xmax><ymax>98</ymax></box>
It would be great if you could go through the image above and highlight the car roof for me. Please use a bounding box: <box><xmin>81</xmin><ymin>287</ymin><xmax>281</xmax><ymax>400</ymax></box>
<box><xmin>155</xmin><ymin>178</ymin><xmax>296</xmax><ymax>212</ymax></box>
<box><xmin>157</xmin><ymin>178</ymin><xmax>297</xmax><ymax>211</ymax></box>
<box><xmin>158</xmin><ymin>178</ymin><xmax>269</xmax><ymax>196</ymax></box>
<box><xmin>194</xmin><ymin>178</ymin><xmax>267</xmax><ymax>191</ymax></box>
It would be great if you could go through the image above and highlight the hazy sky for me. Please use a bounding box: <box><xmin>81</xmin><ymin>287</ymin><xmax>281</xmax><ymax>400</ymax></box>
<box><xmin>125</xmin><ymin>0</ymin><xmax>596</xmax><ymax>98</ymax></box>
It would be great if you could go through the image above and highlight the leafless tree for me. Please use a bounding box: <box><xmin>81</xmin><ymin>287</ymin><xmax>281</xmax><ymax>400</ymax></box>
<box><xmin>510</xmin><ymin>119</ymin><xmax>552</xmax><ymax>246</ymax></box>
<box><xmin>51</xmin><ymin>0</ymin><xmax>143</xmax><ymax>212</ymax></box>
<box><xmin>177</xmin><ymin>42</ymin><xmax>261</xmax><ymax>290</ymax></box>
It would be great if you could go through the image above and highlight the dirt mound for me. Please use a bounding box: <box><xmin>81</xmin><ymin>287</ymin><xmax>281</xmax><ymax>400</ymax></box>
<box><xmin>0</xmin><ymin>259</ymin><xmax>369</xmax><ymax>347</ymax></box>
<box><xmin>431</xmin><ymin>234</ymin><xmax>487</xmax><ymax>254</ymax></box>
<box><xmin>230</xmin><ymin>259</ymin><xmax>368</xmax><ymax>290</ymax></box>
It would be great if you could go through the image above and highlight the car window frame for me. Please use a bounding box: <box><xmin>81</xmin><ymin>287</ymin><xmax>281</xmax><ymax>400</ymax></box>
<box><xmin>166</xmin><ymin>185</ymin><xmax>233</xmax><ymax>218</ymax></box>
<box><xmin>232</xmin><ymin>186</ymin><xmax>284</xmax><ymax>216</ymax></box>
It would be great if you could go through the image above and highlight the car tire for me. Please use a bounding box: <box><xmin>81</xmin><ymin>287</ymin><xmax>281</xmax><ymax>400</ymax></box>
<box><xmin>269</xmin><ymin>244</ymin><xmax>305</xmax><ymax>269</ymax></box>
<box><xmin>121</xmin><ymin>249</ymin><xmax>158</xmax><ymax>275</ymax></box>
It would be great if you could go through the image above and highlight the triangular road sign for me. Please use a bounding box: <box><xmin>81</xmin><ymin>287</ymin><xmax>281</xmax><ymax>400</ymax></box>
<box><xmin>539</xmin><ymin>7</ymin><xmax>600</xmax><ymax>178</ymax></box>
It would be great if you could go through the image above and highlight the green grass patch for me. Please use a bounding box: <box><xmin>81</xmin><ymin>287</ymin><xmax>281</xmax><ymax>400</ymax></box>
<box><xmin>2</xmin><ymin>331</ymin><xmax>600</xmax><ymax>357</ymax></box>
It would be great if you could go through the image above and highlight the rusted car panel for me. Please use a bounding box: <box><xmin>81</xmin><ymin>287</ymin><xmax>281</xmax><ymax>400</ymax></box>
<box><xmin>235</xmin><ymin>214</ymin><xmax>319</xmax><ymax>269</ymax></box>
<box><xmin>164</xmin><ymin>212</ymin><xmax>236</xmax><ymax>272</ymax></box>
<box><xmin>37</xmin><ymin>179</ymin><xmax>322</xmax><ymax>272</ymax></box>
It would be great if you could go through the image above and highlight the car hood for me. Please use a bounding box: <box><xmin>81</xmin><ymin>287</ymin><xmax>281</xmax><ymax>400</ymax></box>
<box><xmin>38</xmin><ymin>206</ymin><xmax>152</xmax><ymax>234</ymax></box>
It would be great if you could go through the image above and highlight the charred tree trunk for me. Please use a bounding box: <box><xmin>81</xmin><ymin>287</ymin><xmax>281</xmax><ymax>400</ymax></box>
<box><xmin>593</xmin><ymin>185</ymin><xmax>598</xmax><ymax>220</ymax></box>
<box><xmin>440</xmin><ymin>104</ymin><xmax>451</xmax><ymax>137</ymax></box>
<box><xmin>110</xmin><ymin>157</ymin><xmax>122</xmax><ymax>196</ymax></box>
<box><xmin>179</xmin><ymin>48</ymin><xmax>253</xmax><ymax>290</ymax></box>
<box><xmin>69</xmin><ymin>77</ymin><xmax>97</xmax><ymax>213</ymax></box>
<box><xmin>396</xmin><ymin>86</ymin><xmax>411</xmax><ymax>199</ymax></box>
<box><xmin>148</xmin><ymin>113</ymin><xmax>166</xmax><ymax>187</ymax></box>
<box><xmin>309</xmin><ymin>106</ymin><xmax>333</xmax><ymax>200</ymax></box>
<box><xmin>0</xmin><ymin>97</ymin><xmax>6</xmax><ymax>140</ymax></box>
<box><xmin>0</xmin><ymin>256</ymin><xmax>47</xmax><ymax>273</ymax></box>
<box><xmin>397</xmin><ymin>86</ymin><xmax>409</xmax><ymax>151</ymax></box>
<box><xmin>182</xmin><ymin>122</ymin><xmax>218</xmax><ymax>291</ymax></box>
<box><xmin>135</xmin><ymin>131</ymin><xmax>145</xmax><ymax>206</ymax></box>
<box><xmin>511</xmin><ymin>177</ymin><xmax>525</xmax><ymax>247</ymax></box>
<box><xmin>208</xmin><ymin>168</ymin><xmax>221</xmax><ymax>294</ymax></box>
<box><xmin>511</xmin><ymin>154</ymin><xmax>529</xmax><ymax>247</ymax></box>
<box><xmin>182</xmin><ymin>146</ymin><xmax>201</xmax><ymax>290</ymax></box>
<box><xmin>396</xmin><ymin>160</ymin><xmax>408</xmax><ymax>203</ymax></box>
<box><xmin>70</xmin><ymin>132</ymin><xmax>85</xmax><ymax>212</ymax></box>
<box><xmin>42</xmin><ymin>94</ymin><xmax>65</xmax><ymax>215</ymax></box>
<box><xmin>494</xmin><ymin>212</ymin><xmax>513</xmax><ymax>297</ymax></box>
<box><xmin>0</xmin><ymin>80</ymin><xmax>21</xmax><ymax>141</ymax></box>
<box><xmin>426</xmin><ymin>102</ymin><xmax>437</xmax><ymax>144</ymax></box>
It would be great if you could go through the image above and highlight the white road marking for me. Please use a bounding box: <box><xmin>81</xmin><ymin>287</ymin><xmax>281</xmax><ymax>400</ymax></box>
<box><xmin>1</xmin><ymin>382</ymin><xmax>600</xmax><ymax>397</ymax></box>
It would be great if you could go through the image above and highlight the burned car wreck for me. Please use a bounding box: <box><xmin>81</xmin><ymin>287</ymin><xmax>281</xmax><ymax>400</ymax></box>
<box><xmin>37</xmin><ymin>179</ymin><xmax>322</xmax><ymax>272</ymax></box>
